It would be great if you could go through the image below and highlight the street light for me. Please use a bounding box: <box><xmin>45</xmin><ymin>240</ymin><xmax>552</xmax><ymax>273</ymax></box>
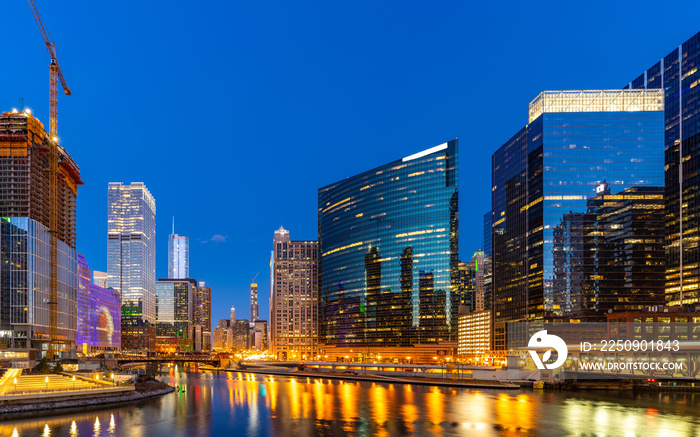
<box><xmin>45</xmin><ymin>376</ymin><xmax>49</xmax><ymax>392</ymax></box>
<box><xmin>72</xmin><ymin>375</ymin><xmax>76</xmax><ymax>391</ymax></box>
<box><xmin>111</xmin><ymin>374</ymin><xmax>115</xmax><ymax>386</ymax></box>
<box><xmin>13</xmin><ymin>377</ymin><xmax>17</xmax><ymax>393</ymax></box>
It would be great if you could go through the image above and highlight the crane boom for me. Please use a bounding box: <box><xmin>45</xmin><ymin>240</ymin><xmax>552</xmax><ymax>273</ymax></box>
<box><xmin>28</xmin><ymin>0</ymin><xmax>71</xmax><ymax>137</ymax></box>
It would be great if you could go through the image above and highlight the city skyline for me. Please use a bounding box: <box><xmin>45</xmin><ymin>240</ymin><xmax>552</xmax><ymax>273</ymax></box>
<box><xmin>2</xmin><ymin>2</ymin><xmax>700</xmax><ymax>327</ymax></box>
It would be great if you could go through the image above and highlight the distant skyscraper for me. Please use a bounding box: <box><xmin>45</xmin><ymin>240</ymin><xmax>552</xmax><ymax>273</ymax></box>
<box><xmin>318</xmin><ymin>141</ymin><xmax>458</xmax><ymax>362</ymax></box>
<box><xmin>168</xmin><ymin>218</ymin><xmax>189</xmax><ymax>279</ymax></box>
<box><xmin>250</xmin><ymin>281</ymin><xmax>259</xmax><ymax>322</ymax></box>
<box><xmin>269</xmin><ymin>226</ymin><xmax>318</xmax><ymax>360</ymax></box>
<box><xmin>93</xmin><ymin>271</ymin><xmax>109</xmax><ymax>289</ymax></box>
<box><xmin>626</xmin><ymin>31</ymin><xmax>700</xmax><ymax>306</ymax></box>
<box><xmin>230</xmin><ymin>306</ymin><xmax>236</xmax><ymax>324</ymax></box>
<box><xmin>193</xmin><ymin>282</ymin><xmax>212</xmax><ymax>350</ymax></box>
<box><xmin>107</xmin><ymin>182</ymin><xmax>157</xmax><ymax>324</ymax></box>
<box><xmin>492</xmin><ymin>90</ymin><xmax>664</xmax><ymax>333</ymax></box>
<box><xmin>155</xmin><ymin>278</ymin><xmax>195</xmax><ymax>343</ymax></box>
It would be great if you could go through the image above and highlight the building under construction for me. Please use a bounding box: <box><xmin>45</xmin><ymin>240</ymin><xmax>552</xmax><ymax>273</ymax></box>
<box><xmin>0</xmin><ymin>110</ymin><xmax>82</xmax><ymax>356</ymax></box>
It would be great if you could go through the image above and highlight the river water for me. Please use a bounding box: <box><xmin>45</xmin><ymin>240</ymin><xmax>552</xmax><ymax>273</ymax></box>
<box><xmin>4</xmin><ymin>369</ymin><xmax>700</xmax><ymax>436</ymax></box>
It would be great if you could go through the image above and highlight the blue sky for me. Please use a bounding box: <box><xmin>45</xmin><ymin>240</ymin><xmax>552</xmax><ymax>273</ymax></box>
<box><xmin>1</xmin><ymin>1</ymin><xmax>699</xmax><ymax>327</ymax></box>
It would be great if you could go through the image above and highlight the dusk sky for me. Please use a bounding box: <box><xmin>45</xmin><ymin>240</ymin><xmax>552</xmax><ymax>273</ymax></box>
<box><xmin>2</xmin><ymin>1</ymin><xmax>699</xmax><ymax>327</ymax></box>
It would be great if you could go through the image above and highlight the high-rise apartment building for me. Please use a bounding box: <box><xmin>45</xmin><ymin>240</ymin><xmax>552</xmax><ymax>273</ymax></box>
<box><xmin>626</xmin><ymin>31</ymin><xmax>700</xmax><ymax>306</ymax></box>
<box><xmin>168</xmin><ymin>218</ymin><xmax>189</xmax><ymax>279</ymax></box>
<box><xmin>107</xmin><ymin>182</ymin><xmax>156</xmax><ymax>324</ymax></box>
<box><xmin>269</xmin><ymin>226</ymin><xmax>318</xmax><ymax>360</ymax></box>
<box><xmin>0</xmin><ymin>111</ymin><xmax>82</xmax><ymax>355</ymax></box>
<box><xmin>193</xmin><ymin>281</ymin><xmax>212</xmax><ymax>351</ymax></box>
<box><xmin>250</xmin><ymin>281</ymin><xmax>258</xmax><ymax>322</ymax></box>
<box><xmin>318</xmin><ymin>141</ymin><xmax>458</xmax><ymax>363</ymax></box>
<box><xmin>491</xmin><ymin>90</ymin><xmax>664</xmax><ymax>334</ymax></box>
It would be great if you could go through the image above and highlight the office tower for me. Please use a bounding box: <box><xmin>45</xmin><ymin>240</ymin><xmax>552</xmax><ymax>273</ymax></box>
<box><xmin>107</xmin><ymin>182</ymin><xmax>156</xmax><ymax>322</ymax></box>
<box><xmin>230</xmin><ymin>306</ymin><xmax>236</xmax><ymax>324</ymax></box>
<box><xmin>250</xmin><ymin>281</ymin><xmax>258</xmax><ymax>322</ymax></box>
<box><xmin>483</xmin><ymin>211</ymin><xmax>492</xmax><ymax>256</ymax></box>
<box><xmin>93</xmin><ymin>271</ymin><xmax>109</xmax><ymax>289</ymax></box>
<box><xmin>155</xmin><ymin>278</ymin><xmax>195</xmax><ymax>351</ymax></box>
<box><xmin>552</xmin><ymin>184</ymin><xmax>665</xmax><ymax>318</ymax></box>
<box><xmin>253</xmin><ymin>320</ymin><xmax>268</xmax><ymax>350</ymax></box>
<box><xmin>458</xmin><ymin>251</ymin><xmax>491</xmax><ymax>313</ymax></box>
<box><xmin>213</xmin><ymin>319</ymin><xmax>230</xmax><ymax>350</ymax></box>
<box><xmin>458</xmin><ymin>310</ymin><xmax>491</xmax><ymax>358</ymax></box>
<box><xmin>269</xmin><ymin>226</ymin><xmax>318</xmax><ymax>360</ymax></box>
<box><xmin>168</xmin><ymin>218</ymin><xmax>189</xmax><ymax>279</ymax></box>
<box><xmin>193</xmin><ymin>282</ymin><xmax>212</xmax><ymax>351</ymax></box>
<box><xmin>77</xmin><ymin>254</ymin><xmax>121</xmax><ymax>354</ymax></box>
<box><xmin>318</xmin><ymin>141</ymin><xmax>458</xmax><ymax>363</ymax></box>
<box><xmin>626</xmin><ymin>32</ymin><xmax>700</xmax><ymax>306</ymax></box>
<box><xmin>0</xmin><ymin>111</ymin><xmax>82</xmax><ymax>354</ymax></box>
<box><xmin>230</xmin><ymin>320</ymin><xmax>250</xmax><ymax>350</ymax></box>
<box><xmin>492</xmin><ymin>90</ymin><xmax>664</xmax><ymax>335</ymax></box>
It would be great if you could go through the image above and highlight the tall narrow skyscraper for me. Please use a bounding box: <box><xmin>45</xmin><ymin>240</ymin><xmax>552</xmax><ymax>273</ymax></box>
<box><xmin>168</xmin><ymin>217</ymin><xmax>189</xmax><ymax>279</ymax></box>
<box><xmin>107</xmin><ymin>182</ymin><xmax>157</xmax><ymax>324</ymax></box>
<box><xmin>250</xmin><ymin>281</ymin><xmax>259</xmax><ymax>322</ymax></box>
<box><xmin>269</xmin><ymin>226</ymin><xmax>318</xmax><ymax>360</ymax></box>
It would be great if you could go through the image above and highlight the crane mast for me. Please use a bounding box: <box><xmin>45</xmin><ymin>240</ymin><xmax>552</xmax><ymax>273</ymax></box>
<box><xmin>28</xmin><ymin>0</ymin><xmax>71</xmax><ymax>359</ymax></box>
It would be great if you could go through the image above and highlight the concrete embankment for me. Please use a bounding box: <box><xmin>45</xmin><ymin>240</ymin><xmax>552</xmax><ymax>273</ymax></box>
<box><xmin>228</xmin><ymin>367</ymin><xmax>521</xmax><ymax>390</ymax></box>
<box><xmin>0</xmin><ymin>379</ymin><xmax>174</xmax><ymax>416</ymax></box>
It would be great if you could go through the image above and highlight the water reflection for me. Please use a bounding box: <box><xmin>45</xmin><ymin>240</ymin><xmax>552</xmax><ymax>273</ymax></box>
<box><xmin>4</xmin><ymin>371</ymin><xmax>700</xmax><ymax>436</ymax></box>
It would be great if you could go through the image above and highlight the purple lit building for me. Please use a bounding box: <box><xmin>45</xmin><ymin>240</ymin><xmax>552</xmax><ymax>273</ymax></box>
<box><xmin>77</xmin><ymin>254</ymin><xmax>121</xmax><ymax>353</ymax></box>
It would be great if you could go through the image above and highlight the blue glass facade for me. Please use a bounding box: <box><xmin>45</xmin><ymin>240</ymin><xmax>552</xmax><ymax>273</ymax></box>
<box><xmin>626</xmin><ymin>31</ymin><xmax>700</xmax><ymax>305</ymax></box>
<box><xmin>483</xmin><ymin>211</ymin><xmax>492</xmax><ymax>256</ymax></box>
<box><xmin>318</xmin><ymin>140</ymin><xmax>458</xmax><ymax>347</ymax></box>
<box><xmin>492</xmin><ymin>105</ymin><xmax>665</xmax><ymax>326</ymax></box>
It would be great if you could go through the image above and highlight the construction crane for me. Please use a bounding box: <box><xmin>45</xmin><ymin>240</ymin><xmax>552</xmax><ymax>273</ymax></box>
<box><xmin>28</xmin><ymin>0</ymin><xmax>71</xmax><ymax>358</ymax></box>
<box><xmin>252</xmin><ymin>272</ymin><xmax>260</xmax><ymax>284</ymax></box>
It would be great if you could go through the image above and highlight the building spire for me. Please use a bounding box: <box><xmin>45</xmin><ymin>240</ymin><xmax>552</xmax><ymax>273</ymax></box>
<box><xmin>172</xmin><ymin>216</ymin><xmax>175</xmax><ymax>235</ymax></box>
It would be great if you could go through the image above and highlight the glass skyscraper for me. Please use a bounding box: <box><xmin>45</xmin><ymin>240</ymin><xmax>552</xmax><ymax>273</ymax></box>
<box><xmin>483</xmin><ymin>211</ymin><xmax>492</xmax><ymax>256</ymax></box>
<box><xmin>77</xmin><ymin>254</ymin><xmax>121</xmax><ymax>353</ymax></box>
<box><xmin>156</xmin><ymin>278</ymin><xmax>195</xmax><ymax>340</ymax></box>
<box><xmin>318</xmin><ymin>140</ymin><xmax>458</xmax><ymax>360</ymax></box>
<box><xmin>168</xmin><ymin>218</ymin><xmax>189</xmax><ymax>279</ymax></box>
<box><xmin>492</xmin><ymin>90</ymin><xmax>665</xmax><ymax>328</ymax></box>
<box><xmin>626</xmin><ymin>31</ymin><xmax>700</xmax><ymax>306</ymax></box>
<box><xmin>107</xmin><ymin>182</ymin><xmax>157</xmax><ymax>324</ymax></box>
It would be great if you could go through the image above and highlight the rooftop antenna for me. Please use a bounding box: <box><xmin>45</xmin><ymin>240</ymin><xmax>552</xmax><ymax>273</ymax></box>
<box><xmin>172</xmin><ymin>216</ymin><xmax>175</xmax><ymax>234</ymax></box>
<box><xmin>18</xmin><ymin>98</ymin><xmax>24</xmax><ymax>111</ymax></box>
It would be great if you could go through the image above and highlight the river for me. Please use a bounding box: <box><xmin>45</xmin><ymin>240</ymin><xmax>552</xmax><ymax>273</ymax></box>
<box><xmin>4</xmin><ymin>369</ymin><xmax>700</xmax><ymax>436</ymax></box>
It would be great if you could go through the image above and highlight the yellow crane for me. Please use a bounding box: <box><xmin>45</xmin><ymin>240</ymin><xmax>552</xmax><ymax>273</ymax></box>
<box><xmin>28</xmin><ymin>0</ymin><xmax>71</xmax><ymax>358</ymax></box>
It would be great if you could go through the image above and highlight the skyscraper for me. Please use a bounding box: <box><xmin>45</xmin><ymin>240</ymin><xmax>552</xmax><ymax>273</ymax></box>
<box><xmin>250</xmin><ymin>281</ymin><xmax>259</xmax><ymax>322</ymax></box>
<box><xmin>193</xmin><ymin>281</ymin><xmax>212</xmax><ymax>350</ymax></box>
<box><xmin>230</xmin><ymin>306</ymin><xmax>236</xmax><ymax>324</ymax></box>
<box><xmin>156</xmin><ymin>278</ymin><xmax>195</xmax><ymax>351</ymax></box>
<box><xmin>108</xmin><ymin>182</ymin><xmax>156</xmax><ymax>324</ymax></box>
<box><xmin>626</xmin><ymin>31</ymin><xmax>700</xmax><ymax>306</ymax></box>
<box><xmin>0</xmin><ymin>111</ymin><xmax>82</xmax><ymax>355</ymax></box>
<box><xmin>318</xmin><ymin>141</ymin><xmax>458</xmax><ymax>363</ymax></box>
<box><xmin>168</xmin><ymin>218</ymin><xmax>189</xmax><ymax>279</ymax></box>
<box><xmin>269</xmin><ymin>226</ymin><xmax>318</xmax><ymax>360</ymax></box>
<box><xmin>491</xmin><ymin>90</ymin><xmax>664</xmax><ymax>334</ymax></box>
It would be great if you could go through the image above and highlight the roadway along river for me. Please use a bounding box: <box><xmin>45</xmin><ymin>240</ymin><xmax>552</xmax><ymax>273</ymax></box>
<box><xmin>4</xmin><ymin>369</ymin><xmax>700</xmax><ymax>436</ymax></box>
